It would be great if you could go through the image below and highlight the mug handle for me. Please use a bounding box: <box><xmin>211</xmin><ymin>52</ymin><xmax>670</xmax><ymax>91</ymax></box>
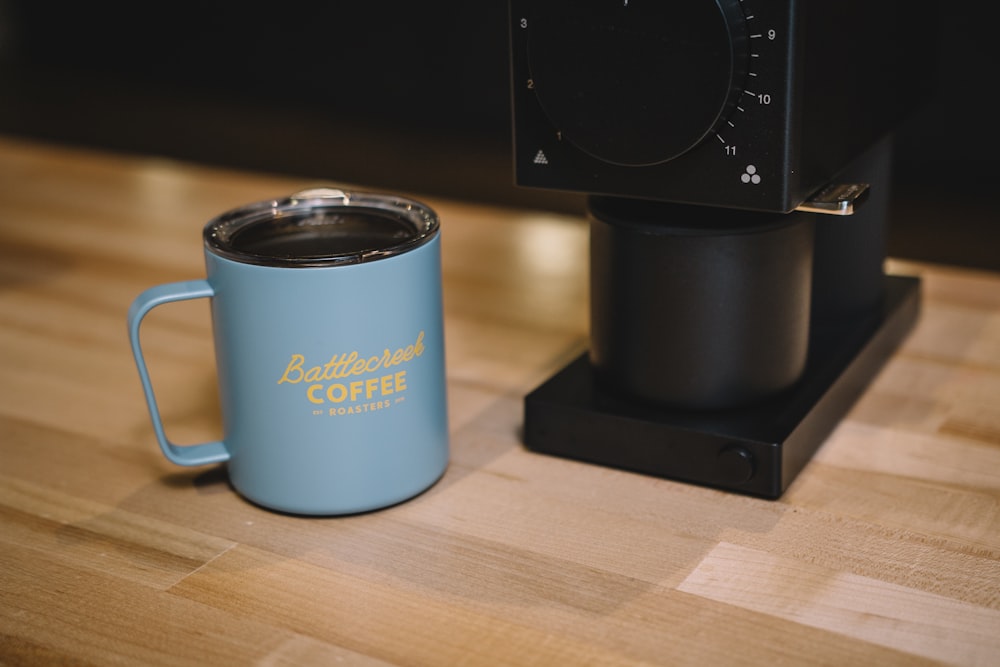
<box><xmin>127</xmin><ymin>280</ymin><xmax>231</xmax><ymax>466</ymax></box>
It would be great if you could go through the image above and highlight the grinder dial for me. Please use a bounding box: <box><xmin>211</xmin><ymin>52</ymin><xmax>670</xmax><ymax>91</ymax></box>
<box><xmin>526</xmin><ymin>0</ymin><xmax>749</xmax><ymax>167</ymax></box>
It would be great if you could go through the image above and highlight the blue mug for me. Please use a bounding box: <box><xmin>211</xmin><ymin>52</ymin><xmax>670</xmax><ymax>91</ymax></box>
<box><xmin>127</xmin><ymin>189</ymin><xmax>449</xmax><ymax>515</ymax></box>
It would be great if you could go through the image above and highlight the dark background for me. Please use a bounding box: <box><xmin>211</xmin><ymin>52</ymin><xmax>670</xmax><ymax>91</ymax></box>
<box><xmin>0</xmin><ymin>2</ymin><xmax>995</xmax><ymax>270</ymax></box>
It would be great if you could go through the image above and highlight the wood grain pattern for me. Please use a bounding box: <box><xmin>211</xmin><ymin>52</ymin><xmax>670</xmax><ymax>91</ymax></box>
<box><xmin>1</xmin><ymin>135</ymin><xmax>999</xmax><ymax>665</ymax></box>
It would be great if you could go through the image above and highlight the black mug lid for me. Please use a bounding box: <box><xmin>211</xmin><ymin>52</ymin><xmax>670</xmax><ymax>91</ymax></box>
<box><xmin>203</xmin><ymin>188</ymin><xmax>440</xmax><ymax>267</ymax></box>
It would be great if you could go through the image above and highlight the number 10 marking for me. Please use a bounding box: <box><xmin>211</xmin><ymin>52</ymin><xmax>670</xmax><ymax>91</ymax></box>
<box><xmin>744</xmin><ymin>90</ymin><xmax>772</xmax><ymax>105</ymax></box>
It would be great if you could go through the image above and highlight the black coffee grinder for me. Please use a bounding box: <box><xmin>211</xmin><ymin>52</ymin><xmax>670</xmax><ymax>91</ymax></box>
<box><xmin>511</xmin><ymin>0</ymin><xmax>932</xmax><ymax>498</ymax></box>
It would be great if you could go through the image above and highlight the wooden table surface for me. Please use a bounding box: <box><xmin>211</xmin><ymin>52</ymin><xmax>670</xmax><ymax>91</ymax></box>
<box><xmin>2</xmin><ymin>135</ymin><xmax>999</xmax><ymax>666</ymax></box>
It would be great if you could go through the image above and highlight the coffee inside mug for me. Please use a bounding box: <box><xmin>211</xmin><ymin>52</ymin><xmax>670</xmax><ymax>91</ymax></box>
<box><xmin>204</xmin><ymin>188</ymin><xmax>439</xmax><ymax>267</ymax></box>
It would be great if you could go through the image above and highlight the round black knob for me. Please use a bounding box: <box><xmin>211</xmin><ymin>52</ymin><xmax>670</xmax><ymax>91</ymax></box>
<box><xmin>527</xmin><ymin>0</ymin><xmax>748</xmax><ymax>166</ymax></box>
<box><xmin>715</xmin><ymin>446</ymin><xmax>755</xmax><ymax>486</ymax></box>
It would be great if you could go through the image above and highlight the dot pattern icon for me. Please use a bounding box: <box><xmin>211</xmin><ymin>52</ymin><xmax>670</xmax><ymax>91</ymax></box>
<box><xmin>741</xmin><ymin>165</ymin><xmax>761</xmax><ymax>184</ymax></box>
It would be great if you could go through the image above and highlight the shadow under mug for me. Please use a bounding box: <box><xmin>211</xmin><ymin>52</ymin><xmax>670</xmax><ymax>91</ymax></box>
<box><xmin>127</xmin><ymin>188</ymin><xmax>450</xmax><ymax>515</ymax></box>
